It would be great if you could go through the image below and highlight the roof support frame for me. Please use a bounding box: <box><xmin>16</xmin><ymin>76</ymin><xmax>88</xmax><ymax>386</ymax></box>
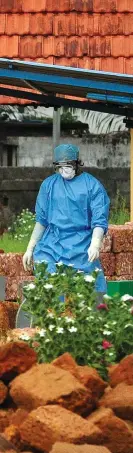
<box><xmin>0</xmin><ymin>86</ymin><xmax>130</xmax><ymax>118</ymax></box>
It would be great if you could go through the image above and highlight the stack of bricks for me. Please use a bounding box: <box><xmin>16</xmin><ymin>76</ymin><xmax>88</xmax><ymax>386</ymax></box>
<box><xmin>100</xmin><ymin>223</ymin><xmax>133</xmax><ymax>281</ymax></box>
<box><xmin>0</xmin><ymin>224</ymin><xmax>133</xmax><ymax>302</ymax></box>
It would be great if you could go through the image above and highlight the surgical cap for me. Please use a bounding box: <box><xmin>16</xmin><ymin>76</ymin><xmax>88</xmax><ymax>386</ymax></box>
<box><xmin>53</xmin><ymin>144</ymin><xmax>79</xmax><ymax>163</ymax></box>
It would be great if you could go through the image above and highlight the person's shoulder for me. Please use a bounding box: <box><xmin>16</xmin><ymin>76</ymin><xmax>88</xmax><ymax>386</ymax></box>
<box><xmin>83</xmin><ymin>172</ymin><xmax>107</xmax><ymax>192</ymax></box>
<box><xmin>40</xmin><ymin>174</ymin><xmax>57</xmax><ymax>188</ymax></box>
<box><xmin>83</xmin><ymin>172</ymin><xmax>100</xmax><ymax>184</ymax></box>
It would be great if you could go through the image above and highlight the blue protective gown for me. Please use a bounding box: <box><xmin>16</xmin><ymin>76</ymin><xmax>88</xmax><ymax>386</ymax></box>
<box><xmin>33</xmin><ymin>172</ymin><xmax>110</xmax><ymax>292</ymax></box>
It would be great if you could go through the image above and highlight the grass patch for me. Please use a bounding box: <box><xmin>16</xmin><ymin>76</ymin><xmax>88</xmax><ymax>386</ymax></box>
<box><xmin>0</xmin><ymin>233</ymin><xmax>29</xmax><ymax>253</ymax></box>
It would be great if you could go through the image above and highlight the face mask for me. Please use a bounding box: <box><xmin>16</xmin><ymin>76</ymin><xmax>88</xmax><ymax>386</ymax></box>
<box><xmin>59</xmin><ymin>166</ymin><xmax>75</xmax><ymax>180</ymax></box>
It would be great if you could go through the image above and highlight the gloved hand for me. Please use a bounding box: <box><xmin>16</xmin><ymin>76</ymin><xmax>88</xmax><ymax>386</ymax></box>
<box><xmin>22</xmin><ymin>222</ymin><xmax>45</xmax><ymax>271</ymax></box>
<box><xmin>88</xmin><ymin>227</ymin><xmax>104</xmax><ymax>263</ymax></box>
<box><xmin>23</xmin><ymin>248</ymin><xmax>33</xmax><ymax>271</ymax></box>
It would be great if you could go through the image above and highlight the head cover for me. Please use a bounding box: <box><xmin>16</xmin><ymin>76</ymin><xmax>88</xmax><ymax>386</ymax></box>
<box><xmin>54</xmin><ymin>144</ymin><xmax>79</xmax><ymax>163</ymax></box>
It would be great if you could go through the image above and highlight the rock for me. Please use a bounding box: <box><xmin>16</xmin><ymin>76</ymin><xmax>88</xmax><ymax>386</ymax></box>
<box><xmin>0</xmin><ymin>341</ymin><xmax>37</xmax><ymax>381</ymax></box>
<box><xmin>0</xmin><ymin>304</ymin><xmax>10</xmax><ymax>334</ymax></box>
<box><xmin>0</xmin><ymin>303</ymin><xmax>19</xmax><ymax>333</ymax></box>
<box><xmin>0</xmin><ymin>380</ymin><xmax>8</xmax><ymax>403</ymax></box>
<box><xmin>77</xmin><ymin>366</ymin><xmax>107</xmax><ymax>399</ymax></box>
<box><xmin>109</xmin><ymin>355</ymin><xmax>133</xmax><ymax>387</ymax></box>
<box><xmin>3</xmin><ymin>303</ymin><xmax>19</xmax><ymax>329</ymax></box>
<box><xmin>5</xmin><ymin>276</ymin><xmax>34</xmax><ymax>301</ymax></box>
<box><xmin>0</xmin><ymin>433</ymin><xmax>18</xmax><ymax>452</ymax></box>
<box><xmin>110</xmin><ymin>225</ymin><xmax>133</xmax><ymax>253</ymax></box>
<box><xmin>99</xmin><ymin>383</ymin><xmax>133</xmax><ymax>421</ymax></box>
<box><xmin>10</xmin><ymin>363</ymin><xmax>94</xmax><ymax>416</ymax></box>
<box><xmin>115</xmin><ymin>252</ymin><xmax>133</xmax><ymax>276</ymax></box>
<box><xmin>52</xmin><ymin>353</ymin><xmax>77</xmax><ymax>376</ymax></box>
<box><xmin>0</xmin><ymin>410</ymin><xmax>11</xmax><ymax>432</ymax></box>
<box><xmin>87</xmin><ymin>407</ymin><xmax>133</xmax><ymax>453</ymax></box>
<box><xmin>100</xmin><ymin>232</ymin><xmax>112</xmax><ymax>253</ymax></box>
<box><xmin>51</xmin><ymin>442</ymin><xmax>111</xmax><ymax>453</ymax></box>
<box><xmin>11</xmin><ymin>328</ymin><xmax>37</xmax><ymax>341</ymax></box>
<box><xmin>0</xmin><ymin>253</ymin><xmax>32</xmax><ymax>278</ymax></box>
<box><xmin>20</xmin><ymin>405</ymin><xmax>102</xmax><ymax>452</ymax></box>
<box><xmin>10</xmin><ymin>408</ymin><xmax>29</xmax><ymax>427</ymax></box>
<box><xmin>100</xmin><ymin>253</ymin><xmax>115</xmax><ymax>276</ymax></box>
<box><xmin>4</xmin><ymin>425</ymin><xmax>21</xmax><ymax>450</ymax></box>
<box><xmin>53</xmin><ymin>354</ymin><xmax>107</xmax><ymax>399</ymax></box>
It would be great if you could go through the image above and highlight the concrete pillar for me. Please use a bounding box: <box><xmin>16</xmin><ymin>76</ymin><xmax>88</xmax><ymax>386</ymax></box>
<box><xmin>53</xmin><ymin>108</ymin><xmax>61</xmax><ymax>152</ymax></box>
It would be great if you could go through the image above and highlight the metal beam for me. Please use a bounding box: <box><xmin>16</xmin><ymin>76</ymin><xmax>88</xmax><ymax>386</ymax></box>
<box><xmin>0</xmin><ymin>86</ymin><xmax>130</xmax><ymax>117</ymax></box>
<box><xmin>87</xmin><ymin>93</ymin><xmax>133</xmax><ymax>104</ymax></box>
<box><xmin>86</xmin><ymin>79</ymin><xmax>133</xmax><ymax>96</ymax></box>
<box><xmin>0</xmin><ymin>67</ymin><xmax>133</xmax><ymax>101</ymax></box>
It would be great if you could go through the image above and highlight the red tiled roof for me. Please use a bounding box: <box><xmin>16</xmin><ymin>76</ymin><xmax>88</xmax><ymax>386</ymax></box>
<box><xmin>0</xmin><ymin>0</ymin><xmax>133</xmax><ymax>104</ymax></box>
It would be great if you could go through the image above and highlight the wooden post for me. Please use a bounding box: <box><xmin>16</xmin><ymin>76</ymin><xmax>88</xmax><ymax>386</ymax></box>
<box><xmin>53</xmin><ymin>108</ymin><xmax>61</xmax><ymax>150</ymax></box>
<box><xmin>131</xmin><ymin>129</ymin><xmax>133</xmax><ymax>221</ymax></box>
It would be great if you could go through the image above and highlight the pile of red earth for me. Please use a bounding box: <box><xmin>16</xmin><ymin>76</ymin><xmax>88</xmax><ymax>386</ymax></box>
<box><xmin>0</xmin><ymin>334</ymin><xmax>133</xmax><ymax>453</ymax></box>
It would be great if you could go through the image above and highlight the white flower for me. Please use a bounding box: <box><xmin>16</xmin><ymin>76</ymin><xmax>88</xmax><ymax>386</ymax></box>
<box><xmin>87</xmin><ymin>307</ymin><xmax>92</xmax><ymax>311</ymax></box>
<box><xmin>47</xmin><ymin>312</ymin><xmax>54</xmax><ymax>318</ymax></box>
<box><xmin>19</xmin><ymin>333</ymin><xmax>30</xmax><ymax>341</ymax></box>
<box><xmin>84</xmin><ymin>275</ymin><xmax>95</xmax><ymax>283</ymax></box>
<box><xmin>51</xmin><ymin>273</ymin><xmax>57</xmax><ymax>276</ymax></box>
<box><xmin>77</xmin><ymin>294</ymin><xmax>83</xmax><ymax>298</ymax></box>
<box><xmin>25</xmin><ymin>283</ymin><xmax>35</xmax><ymax>290</ymax></box>
<box><xmin>108</xmin><ymin>352</ymin><xmax>114</xmax><ymax>356</ymax></box>
<box><xmin>49</xmin><ymin>324</ymin><xmax>55</xmax><ymax>331</ymax></box>
<box><xmin>68</xmin><ymin>326</ymin><xmax>77</xmax><ymax>333</ymax></box>
<box><xmin>56</xmin><ymin>261</ymin><xmax>63</xmax><ymax>266</ymax></box>
<box><xmin>56</xmin><ymin>327</ymin><xmax>64</xmax><ymax>334</ymax></box>
<box><xmin>68</xmin><ymin>263</ymin><xmax>74</xmax><ymax>267</ymax></box>
<box><xmin>64</xmin><ymin>316</ymin><xmax>75</xmax><ymax>323</ymax></box>
<box><xmin>103</xmin><ymin>330</ymin><xmax>112</xmax><ymax>336</ymax></box>
<box><xmin>45</xmin><ymin>338</ymin><xmax>50</xmax><ymax>343</ymax></box>
<box><xmin>121</xmin><ymin>294</ymin><xmax>133</xmax><ymax>302</ymax></box>
<box><xmin>39</xmin><ymin>329</ymin><xmax>46</xmax><ymax>337</ymax></box>
<box><xmin>103</xmin><ymin>294</ymin><xmax>112</xmax><ymax>300</ymax></box>
<box><xmin>77</xmin><ymin>270</ymin><xmax>83</xmax><ymax>273</ymax></box>
<box><xmin>61</xmin><ymin>273</ymin><xmax>66</xmax><ymax>276</ymax></box>
<box><xmin>79</xmin><ymin>301</ymin><xmax>85</xmax><ymax>309</ymax></box>
<box><xmin>112</xmin><ymin>321</ymin><xmax>117</xmax><ymax>325</ymax></box>
<box><xmin>44</xmin><ymin>284</ymin><xmax>53</xmax><ymax>290</ymax></box>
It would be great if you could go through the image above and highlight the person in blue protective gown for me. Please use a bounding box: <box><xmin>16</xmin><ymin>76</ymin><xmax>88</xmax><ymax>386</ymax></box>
<box><xmin>23</xmin><ymin>144</ymin><xmax>110</xmax><ymax>294</ymax></box>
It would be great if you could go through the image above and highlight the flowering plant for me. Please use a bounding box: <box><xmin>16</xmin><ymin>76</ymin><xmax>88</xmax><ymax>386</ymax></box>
<box><xmin>22</xmin><ymin>262</ymin><xmax>133</xmax><ymax>379</ymax></box>
<box><xmin>8</xmin><ymin>209</ymin><xmax>35</xmax><ymax>241</ymax></box>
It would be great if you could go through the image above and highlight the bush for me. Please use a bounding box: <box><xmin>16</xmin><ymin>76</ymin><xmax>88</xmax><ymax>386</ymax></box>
<box><xmin>8</xmin><ymin>208</ymin><xmax>35</xmax><ymax>241</ymax></box>
<box><xmin>21</xmin><ymin>262</ymin><xmax>133</xmax><ymax>380</ymax></box>
<box><xmin>109</xmin><ymin>190</ymin><xmax>129</xmax><ymax>225</ymax></box>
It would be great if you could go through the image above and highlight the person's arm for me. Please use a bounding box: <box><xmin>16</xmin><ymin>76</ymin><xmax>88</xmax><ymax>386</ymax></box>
<box><xmin>23</xmin><ymin>222</ymin><xmax>45</xmax><ymax>271</ymax></box>
<box><xmin>88</xmin><ymin>226</ymin><xmax>104</xmax><ymax>262</ymax></box>
<box><xmin>88</xmin><ymin>177</ymin><xmax>110</xmax><ymax>263</ymax></box>
<box><xmin>23</xmin><ymin>181</ymin><xmax>48</xmax><ymax>271</ymax></box>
